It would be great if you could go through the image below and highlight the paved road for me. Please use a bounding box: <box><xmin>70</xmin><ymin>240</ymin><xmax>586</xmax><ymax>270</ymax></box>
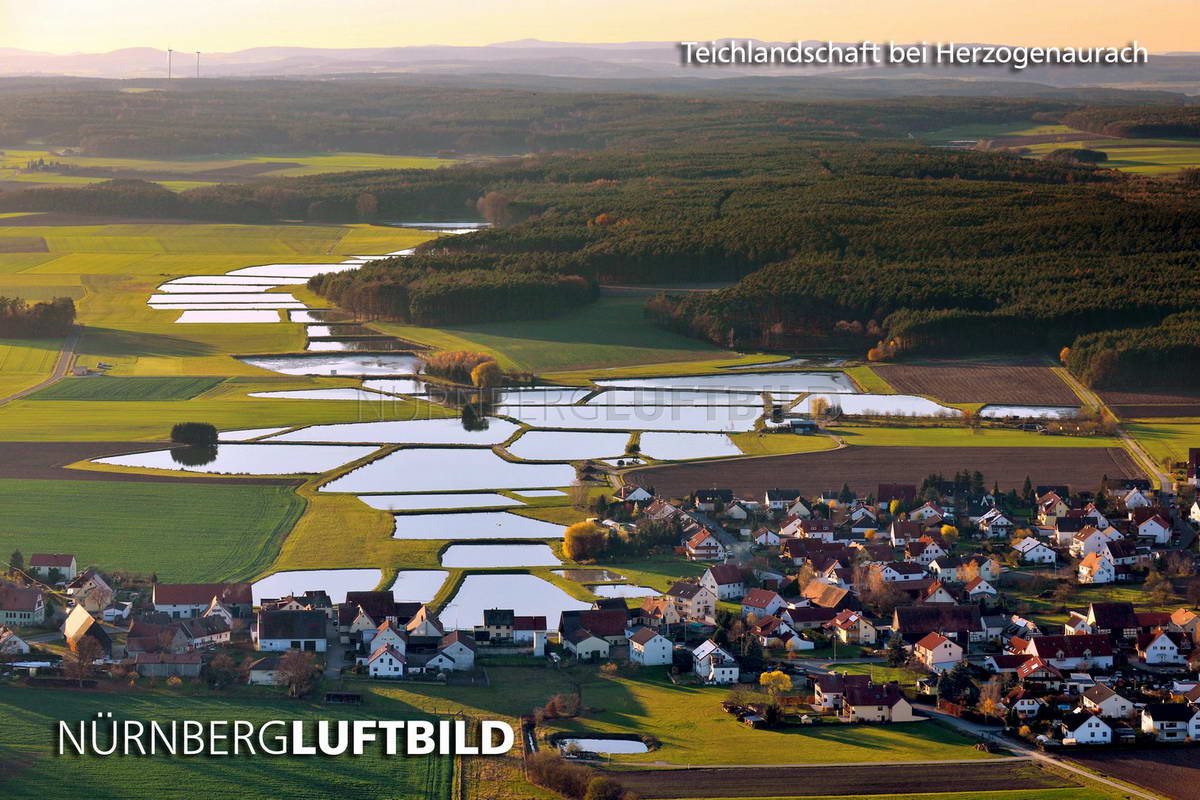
<box><xmin>914</xmin><ymin>703</ymin><xmax>1164</xmax><ymax>800</ymax></box>
<box><xmin>0</xmin><ymin>325</ymin><xmax>81</xmax><ymax>405</ymax></box>
<box><xmin>1054</xmin><ymin>365</ymin><xmax>1171</xmax><ymax>491</ymax></box>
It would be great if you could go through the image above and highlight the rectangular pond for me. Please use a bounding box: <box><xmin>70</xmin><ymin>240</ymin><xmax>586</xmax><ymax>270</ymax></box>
<box><xmin>440</xmin><ymin>543</ymin><xmax>561</xmax><ymax>568</ymax></box>
<box><xmin>588</xmin><ymin>584</ymin><xmax>659</xmax><ymax>598</ymax></box>
<box><xmin>804</xmin><ymin>393</ymin><xmax>960</xmax><ymax>417</ymax></box>
<box><xmin>252</xmin><ymin>568</ymin><xmax>382</xmax><ymax>605</ymax></box>
<box><xmin>589</xmin><ymin>388</ymin><xmax>764</xmax><ymax>406</ymax></box>
<box><xmin>506</xmin><ymin>430</ymin><xmax>631</xmax><ymax>461</ymax></box>
<box><xmin>357</xmin><ymin>493</ymin><xmax>523</xmax><ymax>511</ymax></box>
<box><xmin>389</xmin><ymin>511</ymin><xmax>564</xmax><ymax>540</ymax></box>
<box><xmin>637</xmin><ymin>431</ymin><xmax>743</xmax><ymax>460</ymax></box>
<box><xmin>248</xmin><ymin>388</ymin><xmax>400</xmax><ymax>401</ymax></box>
<box><xmin>152</xmin><ymin>301</ymin><xmax>306</xmax><ymax>310</ymax></box>
<box><xmin>218</xmin><ymin>426</ymin><xmax>291</xmax><ymax>441</ymax></box>
<box><xmin>238</xmin><ymin>354</ymin><xmax>426</xmax><ymax>376</ymax></box>
<box><xmin>165</xmin><ymin>275</ymin><xmax>309</xmax><ymax>286</ymax></box>
<box><xmin>149</xmin><ymin>293</ymin><xmax>299</xmax><ymax>304</ymax></box>
<box><xmin>439</xmin><ymin>573</ymin><xmax>590</xmax><ymax>630</ymax></box>
<box><xmin>388</xmin><ymin>570</ymin><xmax>449</xmax><ymax>604</ymax></box>
<box><xmin>494</xmin><ymin>403</ymin><xmax>760</xmax><ymax>432</ymax></box>
<box><xmin>226</xmin><ymin>264</ymin><xmax>362</xmax><ymax>278</ymax></box>
<box><xmin>361</xmin><ymin>377</ymin><xmax>430</xmax><ymax>396</ymax></box>
<box><xmin>321</xmin><ymin>448</ymin><xmax>575</xmax><ymax>493</ymax></box>
<box><xmin>94</xmin><ymin>443</ymin><xmax>377</xmax><ymax>475</ymax></box>
<box><xmin>176</xmin><ymin>310</ymin><xmax>281</xmax><ymax>324</ymax></box>
<box><xmin>981</xmin><ymin>405</ymin><xmax>1079</xmax><ymax>419</ymax></box>
<box><xmin>268</xmin><ymin>417</ymin><xmax>519</xmax><ymax>445</ymax></box>
<box><xmin>307</xmin><ymin>339</ymin><xmax>408</xmax><ymax>352</ymax></box>
<box><xmin>290</xmin><ymin>309</ymin><xmax>354</xmax><ymax>323</ymax></box>
<box><xmin>558</xmin><ymin>738</ymin><xmax>649</xmax><ymax>755</ymax></box>
<box><xmin>595</xmin><ymin>371</ymin><xmax>857</xmax><ymax>394</ymax></box>
<box><xmin>489</xmin><ymin>386</ymin><xmax>593</xmax><ymax>405</ymax></box>
<box><xmin>307</xmin><ymin>324</ymin><xmax>378</xmax><ymax>337</ymax></box>
<box><xmin>157</xmin><ymin>283</ymin><xmax>277</xmax><ymax>293</ymax></box>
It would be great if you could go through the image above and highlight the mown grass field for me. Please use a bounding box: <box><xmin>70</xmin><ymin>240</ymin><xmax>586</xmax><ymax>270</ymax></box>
<box><xmin>0</xmin><ymin>479</ymin><xmax>304</xmax><ymax>581</ymax></box>
<box><xmin>0</xmin><ymin>686</ymin><xmax>452</xmax><ymax>800</ymax></box>
<box><xmin>28</xmin><ymin>376</ymin><xmax>223</xmax><ymax>401</ymax></box>
<box><xmin>828</xmin><ymin>424</ymin><xmax>1123</xmax><ymax>448</ymax></box>
<box><xmin>376</xmin><ymin>296</ymin><xmax>733</xmax><ymax>373</ymax></box>
<box><xmin>1125</xmin><ymin>421</ymin><xmax>1200</xmax><ymax>466</ymax></box>
<box><xmin>0</xmin><ymin>337</ymin><xmax>63</xmax><ymax>398</ymax></box>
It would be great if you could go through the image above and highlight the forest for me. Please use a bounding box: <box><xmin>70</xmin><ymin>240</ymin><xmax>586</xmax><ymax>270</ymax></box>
<box><xmin>0</xmin><ymin>296</ymin><xmax>76</xmax><ymax>337</ymax></box>
<box><xmin>1060</xmin><ymin>106</ymin><xmax>1200</xmax><ymax>139</ymax></box>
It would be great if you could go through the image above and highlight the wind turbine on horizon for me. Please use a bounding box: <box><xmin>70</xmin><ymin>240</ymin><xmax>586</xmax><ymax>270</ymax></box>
<box><xmin>167</xmin><ymin>47</ymin><xmax>174</xmax><ymax>80</ymax></box>
<box><xmin>195</xmin><ymin>51</ymin><xmax>201</xmax><ymax>78</ymax></box>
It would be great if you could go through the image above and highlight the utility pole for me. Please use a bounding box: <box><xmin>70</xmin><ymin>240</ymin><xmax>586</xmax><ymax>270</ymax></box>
<box><xmin>195</xmin><ymin>51</ymin><xmax>201</xmax><ymax>79</ymax></box>
<box><xmin>167</xmin><ymin>48</ymin><xmax>174</xmax><ymax>80</ymax></box>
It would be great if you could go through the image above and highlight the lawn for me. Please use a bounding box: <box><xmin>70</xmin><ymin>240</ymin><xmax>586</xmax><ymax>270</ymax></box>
<box><xmin>1125</xmin><ymin>421</ymin><xmax>1200</xmax><ymax>465</ymax></box>
<box><xmin>0</xmin><ymin>337</ymin><xmax>63</xmax><ymax>398</ymax></box>
<box><xmin>374</xmin><ymin>296</ymin><xmax>733</xmax><ymax>373</ymax></box>
<box><xmin>823</xmin><ymin>662</ymin><xmax>926</xmax><ymax>684</ymax></box>
<box><xmin>829</xmin><ymin>424</ymin><xmax>1123</xmax><ymax>448</ymax></box>
<box><xmin>0</xmin><ymin>686</ymin><xmax>452</xmax><ymax>800</ymax></box>
<box><xmin>0</xmin><ymin>479</ymin><xmax>304</xmax><ymax>581</ymax></box>
<box><xmin>27</xmin><ymin>376</ymin><xmax>224</xmax><ymax>401</ymax></box>
<box><xmin>731</xmin><ymin>431</ymin><xmax>840</xmax><ymax>456</ymax></box>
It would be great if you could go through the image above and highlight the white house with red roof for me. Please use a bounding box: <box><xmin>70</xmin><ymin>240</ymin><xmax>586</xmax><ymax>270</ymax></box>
<box><xmin>740</xmin><ymin>588</ymin><xmax>784</xmax><ymax>620</ymax></box>
<box><xmin>629</xmin><ymin>628</ymin><xmax>672</xmax><ymax>666</ymax></box>
<box><xmin>1135</xmin><ymin>514</ymin><xmax>1172</xmax><ymax>545</ymax></box>
<box><xmin>684</xmin><ymin>529</ymin><xmax>726</xmax><ymax>561</ymax></box>
<box><xmin>367</xmin><ymin>644</ymin><xmax>406</xmax><ymax>677</ymax></box>
<box><xmin>915</xmin><ymin>632</ymin><xmax>963</xmax><ymax>672</ymax></box>
<box><xmin>701</xmin><ymin>564</ymin><xmax>745</xmax><ymax>600</ymax></box>
<box><xmin>910</xmin><ymin>502</ymin><xmax>945</xmax><ymax>523</ymax></box>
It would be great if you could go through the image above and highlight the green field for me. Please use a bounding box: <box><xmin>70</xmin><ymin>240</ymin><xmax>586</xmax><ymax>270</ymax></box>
<box><xmin>375</xmin><ymin>295</ymin><xmax>733</xmax><ymax>373</ymax></box>
<box><xmin>0</xmin><ymin>337</ymin><xmax>63</xmax><ymax>398</ymax></box>
<box><xmin>1125</xmin><ymin>421</ymin><xmax>1200</xmax><ymax>465</ymax></box>
<box><xmin>0</xmin><ymin>480</ymin><xmax>304</xmax><ymax>581</ymax></box>
<box><xmin>0</xmin><ymin>687</ymin><xmax>452</xmax><ymax>800</ymax></box>
<box><xmin>829</xmin><ymin>425</ymin><xmax>1122</xmax><ymax>448</ymax></box>
<box><xmin>28</xmin><ymin>376</ymin><xmax>224</xmax><ymax>401</ymax></box>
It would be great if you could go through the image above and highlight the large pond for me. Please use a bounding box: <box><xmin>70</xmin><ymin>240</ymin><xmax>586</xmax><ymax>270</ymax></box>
<box><xmin>291</xmin><ymin>309</ymin><xmax>354</xmax><ymax>323</ymax></box>
<box><xmin>390</xmin><ymin>511</ymin><xmax>563</xmax><ymax>540</ymax></box>
<box><xmin>803</xmin><ymin>393</ymin><xmax>960</xmax><ymax>417</ymax></box>
<box><xmin>589</xmin><ymin>584</ymin><xmax>658</xmax><ymax>598</ymax></box>
<box><xmin>149</xmin><ymin>293</ymin><xmax>299</xmax><ymax>304</ymax></box>
<box><xmin>248</xmin><ymin>388</ymin><xmax>398</xmax><ymax>401</ymax></box>
<box><xmin>176</xmin><ymin>310</ymin><xmax>281</xmax><ymax>324</ymax></box>
<box><xmin>981</xmin><ymin>405</ymin><xmax>1079</xmax><ymax>419</ymax></box>
<box><xmin>488</xmin><ymin>386</ymin><xmax>593</xmax><ymax>405</ymax></box>
<box><xmin>151</xmin><ymin>301</ymin><xmax>306</xmax><ymax>310</ymax></box>
<box><xmin>218</xmin><ymin>426</ymin><xmax>291</xmax><ymax>441</ymax></box>
<box><xmin>553</xmin><ymin>568</ymin><xmax>624</xmax><ymax>582</ymax></box>
<box><xmin>721</xmin><ymin>356</ymin><xmax>846</xmax><ymax>369</ymax></box>
<box><xmin>94</xmin><ymin>443</ymin><xmax>376</xmax><ymax>475</ymax></box>
<box><xmin>166</xmin><ymin>275</ymin><xmax>310</xmax><ymax>286</ymax></box>
<box><xmin>268</xmin><ymin>417</ymin><xmax>519</xmax><ymax>445</ymax></box>
<box><xmin>506</xmin><ymin>430</ymin><xmax>631</xmax><ymax>461</ymax></box>
<box><xmin>440</xmin><ymin>543</ymin><xmax>561</xmax><ymax>568</ymax></box>
<box><xmin>439</xmin><ymin>573</ymin><xmax>590</xmax><ymax>630</ymax></box>
<box><xmin>388</xmin><ymin>570</ymin><xmax>448</xmax><ymax>604</ymax></box>
<box><xmin>558</xmin><ymin>737</ymin><xmax>649</xmax><ymax>754</ymax></box>
<box><xmin>494</xmin><ymin>403</ymin><xmax>761</xmax><ymax>432</ymax></box>
<box><xmin>307</xmin><ymin>339</ymin><xmax>408</xmax><ymax>352</ymax></box>
<box><xmin>321</xmin><ymin>448</ymin><xmax>575</xmax><ymax>493</ymax></box>
<box><xmin>251</xmin><ymin>568</ymin><xmax>382</xmax><ymax>605</ymax></box>
<box><xmin>357</xmin><ymin>493</ymin><xmax>523</xmax><ymax>511</ymax></box>
<box><xmin>361</xmin><ymin>378</ymin><xmax>430</xmax><ymax>396</ymax></box>
<box><xmin>513</xmin><ymin>490</ymin><xmax>565</xmax><ymax>498</ymax></box>
<box><xmin>589</xmin><ymin>388</ymin><xmax>764</xmax><ymax>406</ymax></box>
<box><xmin>156</xmin><ymin>284</ymin><xmax>275</xmax><ymax>293</ymax></box>
<box><xmin>595</xmin><ymin>371</ymin><xmax>857</xmax><ymax>394</ymax></box>
<box><xmin>637</xmin><ymin>431</ymin><xmax>743</xmax><ymax>460</ymax></box>
<box><xmin>238</xmin><ymin>354</ymin><xmax>426</xmax><ymax>376</ymax></box>
<box><xmin>307</xmin><ymin>324</ymin><xmax>378</xmax><ymax>337</ymax></box>
<box><xmin>226</xmin><ymin>264</ymin><xmax>362</xmax><ymax>278</ymax></box>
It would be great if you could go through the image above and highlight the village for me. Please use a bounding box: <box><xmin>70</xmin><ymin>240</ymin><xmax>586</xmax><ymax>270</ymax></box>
<box><xmin>3</xmin><ymin>452</ymin><xmax>1200</xmax><ymax>765</ymax></box>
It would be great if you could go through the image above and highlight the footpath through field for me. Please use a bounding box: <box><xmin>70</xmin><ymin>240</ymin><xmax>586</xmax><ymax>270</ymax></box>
<box><xmin>0</xmin><ymin>325</ymin><xmax>80</xmax><ymax>406</ymax></box>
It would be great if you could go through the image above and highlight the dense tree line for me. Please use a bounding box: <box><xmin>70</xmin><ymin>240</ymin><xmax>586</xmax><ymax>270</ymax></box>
<box><xmin>1060</xmin><ymin>106</ymin><xmax>1200</xmax><ymax>139</ymax></box>
<box><xmin>1065</xmin><ymin>312</ymin><xmax>1200</xmax><ymax>389</ymax></box>
<box><xmin>0</xmin><ymin>296</ymin><xmax>75</xmax><ymax>337</ymax></box>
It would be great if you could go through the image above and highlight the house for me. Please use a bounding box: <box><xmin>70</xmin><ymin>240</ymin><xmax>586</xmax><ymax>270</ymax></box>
<box><xmin>1121</xmin><ymin>487</ymin><xmax>1153</xmax><ymax>510</ymax></box>
<box><xmin>254</xmin><ymin>610</ymin><xmax>327</xmax><ymax>652</ymax></box>
<box><xmin>910</xmin><ymin>502</ymin><xmax>945</xmax><ymax>523</ymax></box>
<box><xmin>1170</xmin><ymin>608</ymin><xmax>1200</xmax><ymax>637</ymax></box>
<box><xmin>693</xmin><ymin>489</ymin><xmax>733</xmax><ymax>512</ymax></box>
<box><xmin>978</xmin><ymin>509</ymin><xmax>1015</xmax><ymax>538</ymax></box>
<box><xmin>1137</xmin><ymin>630</ymin><xmax>1190</xmax><ymax>665</ymax></box>
<box><xmin>890</xmin><ymin>521</ymin><xmax>923</xmax><ymax>547</ymax></box>
<box><xmin>125</xmin><ymin>652</ymin><xmax>202</xmax><ymax>679</ymax></box>
<box><xmin>893</xmin><ymin>605</ymin><xmax>984</xmax><ymax>645</ymax></box>
<box><xmin>1025</xmin><ymin>634</ymin><xmax>1114</xmax><ymax>671</ymax></box>
<box><xmin>802</xmin><ymin>582</ymin><xmax>859</xmax><ymax>612</ymax></box>
<box><xmin>367</xmin><ymin>644</ymin><xmax>406</xmax><ymax>678</ymax></box>
<box><xmin>741</xmin><ymin>588</ymin><xmax>785</xmax><ymax>620</ymax></box>
<box><xmin>813</xmin><ymin>672</ymin><xmax>871</xmax><ymax>710</ymax></box>
<box><xmin>692</xmin><ymin>640</ymin><xmax>739</xmax><ymax>684</ymax></box>
<box><xmin>0</xmin><ymin>624</ymin><xmax>30</xmax><ymax>655</ymax></box>
<box><xmin>878</xmin><ymin>483</ymin><xmax>917</xmax><ymax>506</ymax></box>
<box><xmin>752</xmin><ymin>614</ymin><xmax>796</xmax><ymax>647</ymax></box>
<box><xmin>1082</xmin><ymin>683</ymin><xmax>1134</xmax><ymax>718</ymax></box>
<box><xmin>1086</xmin><ymin>602</ymin><xmax>1140</xmax><ymax>641</ymax></box>
<box><xmin>919</xmin><ymin>581</ymin><xmax>957</xmax><ymax>605</ymax></box>
<box><xmin>636</xmin><ymin>596</ymin><xmax>682</xmax><ymax>631</ymax></box>
<box><xmin>480</xmin><ymin>608</ymin><xmax>515</xmax><ymax>642</ymax></box>
<box><xmin>0</xmin><ymin>581</ymin><xmax>44</xmax><ymax>626</ymax></box>
<box><xmin>796</xmin><ymin>519</ymin><xmax>838</xmax><ymax>542</ymax></box>
<box><xmin>782</xmin><ymin>606</ymin><xmax>838</xmax><ymax>631</ymax></box>
<box><xmin>1140</xmin><ymin>704</ymin><xmax>1200</xmax><ymax>742</ymax></box>
<box><xmin>665</xmin><ymin>581</ymin><xmax>716</xmax><ymax>622</ymax></box>
<box><xmin>573</xmin><ymin>609</ymin><xmax>628</xmax><ymax>646</ymax></box>
<box><xmin>765</xmin><ymin>489</ymin><xmax>807</xmax><ymax>515</ymax></box>
<box><xmin>1060</xmin><ymin>709</ymin><xmax>1113</xmax><ymax>744</ymax></box>
<box><xmin>964</xmin><ymin>577</ymin><xmax>998</xmax><ymax>601</ymax></box>
<box><xmin>904</xmin><ymin>539</ymin><xmax>945</xmax><ymax>566</ymax></box>
<box><xmin>701</xmin><ymin>564</ymin><xmax>745</xmax><ymax>601</ymax></box>
<box><xmin>177</xmin><ymin>616</ymin><xmax>232</xmax><ymax>649</ymax></box>
<box><xmin>841</xmin><ymin>683</ymin><xmax>919</xmax><ymax>722</ymax></box>
<box><xmin>1135</xmin><ymin>514</ymin><xmax>1172</xmax><ymax>545</ymax></box>
<box><xmin>62</xmin><ymin>604</ymin><xmax>112</xmax><ymax>657</ymax></box>
<box><xmin>1003</xmin><ymin>688</ymin><xmax>1044</xmax><ymax>717</ymax></box>
<box><xmin>246</xmin><ymin>655</ymin><xmax>282</xmax><ymax>686</ymax></box>
<box><xmin>1013</xmin><ymin>538</ymin><xmax>1056</xmax><ymax>564</ymax></box>
<box><xmin>64</xmin><ymin>570</ymin><xmax>113</xmax><ymax>614</ymax></box>
<box><xmin>685</xmin><ymin>529</ymin><xmax>726</xmax><ymax>561</ymax></box>
<box><xmin>752</xmin><ymin>528</ymin><xmax>780</xmax><ymax>547</ymax></box>
<box><xmin>1101</xmin><ymin>538</ymin><xmax>1140</xmax><ymax>567</ymax></box>
<box><xmin>629</xmin><ymin>628</ymin><xmax>673</xmax><ymax>666</ymax></box>
<box><xmin>153</xmin><ymin>582</ymin><xmax>252</xmax><ymax>619</ymax></box>
<box><xmin>915</xmin><ymin>632</ymin><xmax>963</xmax><ymax>672</ymax></box>
<box><xmin>371</xmin><ymin>619</ymin><xmax>409</xmax><ymax>655</ymax></box>
<box><xmin>512</xmin><ymin>615</ymin><xmax>548</xmax><ymax>644</ymax></box>
<box><xmin>830</xmin><ymin>610</ymin><xmax>876</xmax><ymax>645</ymax></box>
<box><xmin>1069</xmin><ymin>526</ymin><xmax>1112</xmax><ymax>559</ymax></box>
<box><xmin>876</xmin><ymin>562</ymin><xmax>928</xmax><ymax>583</ymax></box>
<box><xmin>1077</xmin><ymin>552</ymin><xmax>1117</xmax><ymax>585</ymax></box>
<box><xmin>1016</xmin><ymin>657</ymin><xmax>1064</xmax><ymax>690</ymax></box>
<box><xmin>432</xmin><ymin>631</ymin><xmax>477</xmax><ymax>671</ymax></box>
<box><xmin>614</xmin><ymin>485</ymin><xmax>653</xmax><ymax>503</ymax></box>
<box><xmin>28</xmin><ymin>553</ymin><xmax>77</xmax><ymax>582</ymax></box>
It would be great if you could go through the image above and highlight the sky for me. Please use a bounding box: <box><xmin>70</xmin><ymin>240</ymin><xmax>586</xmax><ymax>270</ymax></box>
<box><xmin>2</xmin><ymin>0</ymin><xmax>1196</xmax><ymax>54</ymax></box>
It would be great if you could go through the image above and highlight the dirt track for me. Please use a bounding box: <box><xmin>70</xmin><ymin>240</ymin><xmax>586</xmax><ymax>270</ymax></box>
<box><xmin>610</xmin><ymin>762</ymin><xmax>1074</xmax><ymax>798</ymax></box>
<box><xmin>626</xmin><ymin>445</ymin><xmax>1141</xmax><ymax>498</ymax></box>
<box><xmin>0</xmin><ymin>441</ymin><xmax>301</xmax><ymax>485</ymax></box>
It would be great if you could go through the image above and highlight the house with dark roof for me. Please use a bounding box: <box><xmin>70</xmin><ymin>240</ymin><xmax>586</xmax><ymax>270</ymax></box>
<box><xmin>1141</xmin><ymin>703</ymin><xmax>1200</xmax><ymax>741</ymax></box>
<box><xmin>629</xmin><ymin>628</ymin><xmax>672</xmax><ymax>665</ymax></box>
<box><xmin>813</xmin><ymin>672</ymin><xmax>871</xmax><ymax>710</ymax></box>
<box><xmin>0</xmin><ymin>581</ymin><xmax>44</xmax><ymax>626</ymax></box>
<box><xmin>842</xmin><ymin>683</ymin><xmax>919</xmax><ymax>722</ymax></box>
<box><xmin>664</xmin><ymin>580</ymin><xmax>716</xmax><ymax>621</ymax></box>
<box><xmin>254</xmin><ymin>610</ymin><xmax>327</xmax><ymax>652</ymax></box>
<box><xmin>1085</xmin><ymin>602</ymin><xmax>1139</xmax><ymax>641</ymax></box>
<box><xmin>701</xmin><ymin>564</ymin><xmax>745</xmax><ymax>600</ymax></box>
<box><xmin>1024</xmin><ymin>634</ymin><xmax>1114</xmax><ymax>670</ymax></box>
<box><xmin>28</xmin><ymin>553</ymin><xmax>76</xmax><ymax>582</ymax></box>
<box><xmin>1082</xmin><ymin>683</ymin><xmax>1134</xmax><ymax>718</ymax></box>
<box><xmin>693</xmin><ymin>489</ymin><xmax>733</xmax><ymax>511</ymax></box>
<box><xmin>741</xmin><ymin>588</ymin><xmax>784</xmax><ymax>619</ymax></box>
<box><xmin>153</xmin><ymin>582</ymin><xmax>252</xmax><ymax>619</ymax></box>
<box><xmin>893</xmin><ymin>605</ymin><xmax>983</xmax><ymax>646</ymax></box>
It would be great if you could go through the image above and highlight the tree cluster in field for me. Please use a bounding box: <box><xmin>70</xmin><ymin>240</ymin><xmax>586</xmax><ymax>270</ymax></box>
<box><xmin>1060</xmin><ymin>106</ymin><xmax>1200</xmax><ymax>139</ymax></box>
<box><xmin>0</xmin><ymin>296</ymin><xmax>75</xmax><ymax>338</ymax></box>
<box><xmin>1064</xmin><ymin>311</ymin><xmax>1200</xmax><ymax>389</ymax></box>
<box><xmin>525</xmin><ymin>751</ymin><xmax>639</xmax><ymax>800</ymax></box>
